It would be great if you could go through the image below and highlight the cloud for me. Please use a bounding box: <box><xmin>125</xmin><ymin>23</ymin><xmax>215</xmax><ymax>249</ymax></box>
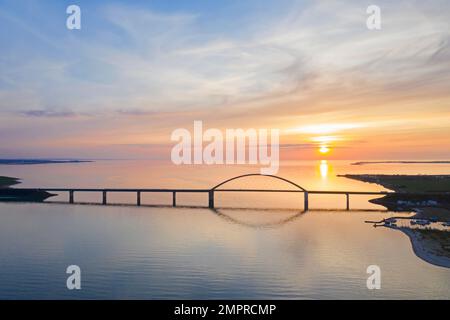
<box><xmin>19</xmin><ymin>110</ymin><xmax>78</xmax><ymax>118</ymax></box>
<box><xmin>116</xmin><ymin>109</ymin><xmax>157</xmax><ymax>116</ymax></box>
<box><xmin>279</xmin><ymin>143</ymin><xmax>316</xmax><ymax>149</ymax></box>
<box><xmin>1</xmin><ymin>0</ymin><xmax>450</xmax><ymax>159</ymax></box>
<box><xmin>3</xmin><ymin>1</ymin><xmax>450</xmax><ymax>117</ymax></box>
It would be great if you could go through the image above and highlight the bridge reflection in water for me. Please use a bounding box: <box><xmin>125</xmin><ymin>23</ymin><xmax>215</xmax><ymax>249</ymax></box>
<box><xmin>212</xmin><ymin>208</ymin><xmax>306</xmax><ymax>229</ymax></box>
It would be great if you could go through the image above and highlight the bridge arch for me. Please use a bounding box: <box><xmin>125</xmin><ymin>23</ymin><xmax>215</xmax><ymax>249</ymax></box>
<box><xmin>211</xmin><ymin>173</ymin><xmax>308</xmax><ymax>192</ymax></box>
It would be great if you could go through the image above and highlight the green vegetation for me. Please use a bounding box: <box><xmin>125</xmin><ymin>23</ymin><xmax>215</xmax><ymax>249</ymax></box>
<box><xmin>341</xmin><ymin>174</ymin><xmax>450</xmax><ymax>215</ymax></box>
<box><xmin>341</xmin><ymin>174</ymin><xmax>450</xmax><ymax>192</ymax></box>
<box><xmin>416</xmin><ymin>208</ymin><xmax>450</xmax><ymax>221</ymax></box>
<box><xmin>414</xmin><ymin>228</ymin><xmax>450</xmax><ymax>257</ymax></box>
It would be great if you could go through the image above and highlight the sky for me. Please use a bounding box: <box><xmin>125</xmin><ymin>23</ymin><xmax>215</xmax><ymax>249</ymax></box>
<box><xmin>0</xmin><ymin>0</ymin><xmax>449</xmax><ymax>160</ymax></box>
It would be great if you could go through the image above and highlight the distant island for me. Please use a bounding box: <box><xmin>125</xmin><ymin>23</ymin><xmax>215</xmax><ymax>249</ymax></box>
<box><xmin>351</xmin><ymin>161</ymin><xmax>450</xmax><ymax>165</ymax></box>
<box><xmin>0</xmin><ymin>159</ymin><xmax>92</xmax><ymax>165</ymax></box>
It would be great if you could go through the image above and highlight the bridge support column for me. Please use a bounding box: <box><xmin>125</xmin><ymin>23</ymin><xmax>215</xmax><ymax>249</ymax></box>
<box><xmin>208</xmin><ymin>190</ymin><xmax>214</xmax><ymax>209</ymax></box>
<box><xmin>137</xmin><ymin>191</ymin><xmax>141</xmax><ymax>206</ymax></box>
<box><xmin>102</xmin><ymin>191</ymin><xmax>107</xmax><ymax>205</ymax></box>
<box><xmin>304</xmin><ymin>191</ymin><xmax>309</xmax><ymax>211</ymax></box>
<box><xmin>346</xmin><ymin>193</ymin><xmax>350</xmax><ymax>210</ymax></box>
<box><xmin>69</xmin><ymin>191</ymin><xmax>74</xmax><ymax>204</ymax></box>
<box><xmin>172</xmin><ymin>192</ymin><xmax>176</xmax><ymax>207</ymax></box>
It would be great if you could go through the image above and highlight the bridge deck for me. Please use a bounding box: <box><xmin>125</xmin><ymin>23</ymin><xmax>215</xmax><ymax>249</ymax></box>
<box><xmin>16</xmin><ymin>187</ymin><xmax>447</xmax><ymax>196</ymax></box>
<box><xmin>11</xmin><ymin>187</ymin><xmax>449</xmax><ymax>211</ymax></box>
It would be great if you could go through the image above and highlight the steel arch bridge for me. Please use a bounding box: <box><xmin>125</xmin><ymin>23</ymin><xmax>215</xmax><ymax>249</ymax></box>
<box><xmin>208</xmin><ymin>173</ymin><xmax>309</xmax><ymax>209</ymax></box>
<box><xmin>16</xmin><ymin>172</ymin><xmax>404</xmax><ymax>210</ymax></box>
<box><xmin>211</xmin><ymin>173</ymin><xmax>307</xmax><ymax>191</ymax></box>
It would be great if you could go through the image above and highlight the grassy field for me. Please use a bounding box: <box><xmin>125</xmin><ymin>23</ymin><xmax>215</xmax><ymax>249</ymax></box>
<box><xmin>0</xmin><ymin>176</ymin><xmax>20</xmax><ymax>188</ymax></box>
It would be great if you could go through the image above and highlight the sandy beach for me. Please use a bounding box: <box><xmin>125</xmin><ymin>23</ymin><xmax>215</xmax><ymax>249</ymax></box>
<box><xmin>394</xmin><ymin>226</ymin><xmax>450</xmax><ymax>269</ymax></box>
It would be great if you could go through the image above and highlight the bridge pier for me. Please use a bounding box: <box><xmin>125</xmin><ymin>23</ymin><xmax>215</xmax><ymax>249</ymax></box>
<box><xmin>208</xmin><ymin>190</ymin><xmax>214</xmax><ymax>209</ymax></box>
<box><xmin>304</xmin><ymin>191</ymin><xmax>309</xmax><ymax>211</ymax></box>
<box><xmin>102</xmin><ymin>191</ymin><xmax>107</xmax><ymax>205</ymax></box>
<box><xmin>137</xmin><ymin>191</ymin><xmax>141</xmax><ymax>206</ymax></box>
<box><xmin>172</xmin><ymin>192</ymin><xmax>176</xmax><ymax>207</ymax></box>
<box><xmin>346</xmin><ymin>193</ymin><xmax>350</xmax><ymax>210</ymax></box>
<box><xmin>69</xmin><ymin>191</ymin><xmax>74</xmax><ymax>204</ymax></box>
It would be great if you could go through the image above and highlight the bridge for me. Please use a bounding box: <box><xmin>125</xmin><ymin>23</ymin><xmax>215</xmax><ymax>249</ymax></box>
<box><xmin>12</xmin><ymin>173</ymin><xmax>411</xmax><ymax>211</ymax></box>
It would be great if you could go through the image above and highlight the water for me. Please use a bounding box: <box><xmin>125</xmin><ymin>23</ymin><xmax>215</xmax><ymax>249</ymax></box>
<box><xmin>0</xmin><ymin>160</ymin><xmax>449</xmax><ymax>299</ymax></box>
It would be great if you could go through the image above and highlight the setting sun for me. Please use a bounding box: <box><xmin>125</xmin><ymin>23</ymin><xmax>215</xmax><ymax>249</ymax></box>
<box><xmin>319</xmin><ymin>146</ymin><xmax>330</xmax><ymax>154</ymax></box>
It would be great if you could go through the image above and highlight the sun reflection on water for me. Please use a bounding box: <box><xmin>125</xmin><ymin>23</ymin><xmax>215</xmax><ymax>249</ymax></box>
<box><xmin>320</xmin><ymin>160</ymin><xmax>329</xmax><ymax>179</ymax></box>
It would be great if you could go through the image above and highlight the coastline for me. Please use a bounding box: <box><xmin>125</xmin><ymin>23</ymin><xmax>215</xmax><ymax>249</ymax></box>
<box><xmin>0</xmin><ymin>176</ymin><xmax>21</xmax><ymax>188</ymax></box>
<box><xmin>0</xmin><ymin>176</ymin><xmax>55</xmax><ymax>202</ymax></box>
<box><xmin>340</xmin><ymin>174</ymin><xmax>450</xmax><ymax>215</ymax></box>
<box><xmin>392</xmin><ymin>226</ymin><xmax>450</xmax><ymax>268</ymax></box>
<box><xmin>345</xmin><ymin>174</ymin><xmax>450</xmax><ymax>268</ymax></box>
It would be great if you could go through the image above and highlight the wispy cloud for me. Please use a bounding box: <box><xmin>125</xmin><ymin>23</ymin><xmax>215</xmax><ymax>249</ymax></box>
<box><xmin>19</xmin><ymin>110</ymin><xmax>78</xmax><ymax>118</ymax></box>
<box><xmin>116</xmin><ymin>109</ymin><xmax>157</xmax><ymax>116</ymax></box>
<box><xmin>0</xmin><ymin>0</ymin><xmax>449</xmax><ymax>158</ymax></box>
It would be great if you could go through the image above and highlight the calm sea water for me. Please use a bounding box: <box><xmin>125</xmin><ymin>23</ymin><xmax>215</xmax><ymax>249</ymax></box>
<box><xmin>0</xmin><ymin>160</ymin><xmax>449</xmax><ymax>299</ymax></box>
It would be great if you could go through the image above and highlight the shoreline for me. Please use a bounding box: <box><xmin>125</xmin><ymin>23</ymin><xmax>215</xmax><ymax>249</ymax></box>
<box><xmin>391</xmin><ymin>226</ymin><xmax>450</xmax><ymax>269</ymax></box>
<box><xmin>345</xmin><ymin>174</ymin><xmax>450</xmax><ymax>268</ymax></box>
<box><xmin>0</xmin><ymin>176</ymin><xmax>55</xmax><ymax>202</ymax></box>
<box><xmin>0</xmin><ymin>176</ymin><xmax>21</xmax><ymax>188</ymax></box>
<box><xmin>340</xmin><ymin>174</ymin><xmax>450</xmax><ymax>215</ymax></box>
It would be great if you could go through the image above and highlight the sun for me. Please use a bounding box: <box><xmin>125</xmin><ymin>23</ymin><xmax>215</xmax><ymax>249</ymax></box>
<box><xmin>319</xmin><ymin>146</ymin><xmax>330</xmax><ymax>154</ymax></box>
